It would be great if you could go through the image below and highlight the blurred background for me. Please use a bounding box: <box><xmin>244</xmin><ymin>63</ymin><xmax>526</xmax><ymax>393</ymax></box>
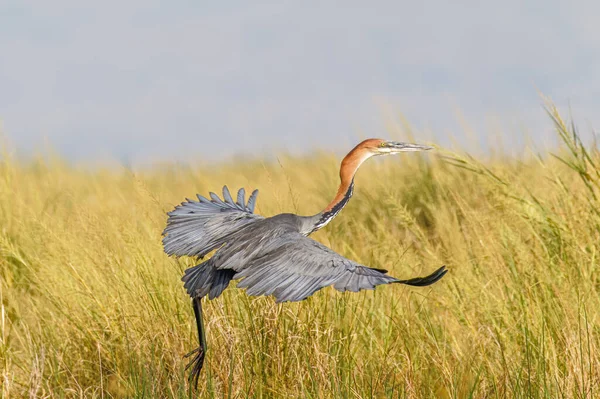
<box><xmin>1</xmin><ymin>1</ymin><xmax>599</xmax><ymax>164</ymax></box>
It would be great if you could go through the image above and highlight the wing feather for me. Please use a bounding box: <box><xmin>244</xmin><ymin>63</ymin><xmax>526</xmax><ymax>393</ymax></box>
<box><xmin>232</xmin><ymin>233</ymin><xmax>399</xmax><ymax>303</ymax></box>
<box><xmin>222</xmin><ymin>186</ymin><xmax>234</xmax><ymax>206</ymax></box>
<box><xmin>237</xmin><ymin>188</ymin><xmax>246</xmax><ymax>208</ymax></box>
<box><xmin>247</xmin><ymin>189</ymin><xmax>259</xmax><ymax>212</ymax></box>
<box><xmin>162</xmin><ymin>187</ymin><xmax>263</xmax><ymax>257</ymax></box>
<box><xmin>209</xmin><ymin>192</ymin><xmax>226</xmax><ymax>206</ymax></box>
<box><xmin>196</xmin><ymin>194</ymin><xmax>212</xmax><ymax>204</ymax></box>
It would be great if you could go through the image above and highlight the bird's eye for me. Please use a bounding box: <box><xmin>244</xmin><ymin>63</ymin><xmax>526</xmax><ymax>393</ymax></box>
<box><xmin>379</xmin><ymin>142</ymin><xmax>387</xmax><ymax>148</ymax></box>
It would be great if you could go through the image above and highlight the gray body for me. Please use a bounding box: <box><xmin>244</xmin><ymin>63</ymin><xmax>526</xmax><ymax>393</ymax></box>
<box><xmin>163</xmin><ymin>186</ymin><xmax>399</xmax><ymax>303</ymax></box>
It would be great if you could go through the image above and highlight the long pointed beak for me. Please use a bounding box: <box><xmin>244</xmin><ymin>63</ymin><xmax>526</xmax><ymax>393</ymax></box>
<box><xmin>384</xmin><ymin>141</ymin><xmax>433</xmax><ymax>152</ymax></box>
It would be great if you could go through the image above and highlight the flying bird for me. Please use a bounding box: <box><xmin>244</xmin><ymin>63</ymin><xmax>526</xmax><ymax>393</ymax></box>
<box><xmin>162</xmin><ymin>138</ymin><xmax>447</xmax><ymax>386</ymax></box>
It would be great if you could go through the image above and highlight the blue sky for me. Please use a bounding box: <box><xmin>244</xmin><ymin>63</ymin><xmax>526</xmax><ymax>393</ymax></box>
<box><xmin>1</xmin><ymin>1</ymin><xmax>599</xmax><ymax>164</ymax></box>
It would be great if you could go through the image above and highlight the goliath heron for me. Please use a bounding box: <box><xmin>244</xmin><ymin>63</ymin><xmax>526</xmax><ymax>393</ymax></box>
<box><xmin>162</xmin><ymin>138</ymin><xmax>447</xmax><ymax>386</ymax></box>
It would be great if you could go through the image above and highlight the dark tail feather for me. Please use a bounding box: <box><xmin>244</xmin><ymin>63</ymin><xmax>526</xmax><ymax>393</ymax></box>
<box><xmin>397</xmin><ymin>265</ymin><xmax>448</xmax><ymax>287</ymax></box>
<box><xmin>185</xmin><ymin>297</ymin><xmax>206</xmax><ymax>388</ymax></box>
<box><xmin>209</xmin><ymin>269</ymin><xmax>235</xmax><ymax>299</ymax></box>
<box><xmin>182</xmin><ymin>261</ymin><xmax>234</xmax><ymax>299</ymax></box>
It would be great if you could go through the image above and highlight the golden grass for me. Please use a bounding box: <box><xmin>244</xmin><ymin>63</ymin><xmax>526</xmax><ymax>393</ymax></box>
<box><xmin>1</xmin><ymin>105</ymin><xmax>599</xmax><ymax>398</ymax></box>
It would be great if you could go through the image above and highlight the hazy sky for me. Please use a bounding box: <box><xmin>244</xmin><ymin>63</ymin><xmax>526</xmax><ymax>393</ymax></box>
<box><xmin>1</xmin><ymin>1</ymin><xmax>599</xmax><ymax>163</ymax></box>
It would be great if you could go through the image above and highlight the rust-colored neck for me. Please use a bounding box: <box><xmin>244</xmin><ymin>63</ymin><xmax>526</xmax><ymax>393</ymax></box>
<box><xmin>324</xmin><ymin>147</ymin><xmax>372</xmax><ymax>212</ymax></box>
<box><xmin>307</xmin><ymin>146</ymin><xmax>374</xmax><ymax>234</ymax></box>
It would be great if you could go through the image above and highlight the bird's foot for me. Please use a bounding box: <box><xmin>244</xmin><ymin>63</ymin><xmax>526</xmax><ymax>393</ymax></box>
<box><xmin>184</xmin><ymin>346</ymin><xmax>205</xmax><ymax>388</ymax></box>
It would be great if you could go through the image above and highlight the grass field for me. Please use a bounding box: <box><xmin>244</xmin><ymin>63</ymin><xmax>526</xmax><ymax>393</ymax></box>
<box><xmin>1</xmin><ymin>105</ymin><xmax>599</xmax><ymax>398</ymax></box>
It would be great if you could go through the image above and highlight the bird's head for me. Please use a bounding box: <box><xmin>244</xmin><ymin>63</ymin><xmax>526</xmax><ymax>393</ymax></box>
<box><xmin>339</xmin><ymin>138</ymin><xmax>434</xmax><ymax>181</ymax></box>
<box><xmin>357</xmin><ymin>138</ymin><xmax>433</xmax><ymax>156</ymax></box>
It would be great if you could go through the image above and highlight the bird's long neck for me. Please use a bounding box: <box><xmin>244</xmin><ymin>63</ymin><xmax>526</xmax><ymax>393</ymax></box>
<box><xmin>307</xmin><ymin>147</ymin><xmax>373</xmax><ymax>234</ymax></box>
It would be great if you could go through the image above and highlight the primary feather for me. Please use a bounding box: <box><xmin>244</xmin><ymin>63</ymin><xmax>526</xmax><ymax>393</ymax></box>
<box><xmin>162</xmin><ymin>186</ymin><xmax>263</xmax><ymax>258</ymax></box>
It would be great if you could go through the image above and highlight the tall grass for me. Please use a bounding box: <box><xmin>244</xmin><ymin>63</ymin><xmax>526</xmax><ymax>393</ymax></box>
<box><xmin>1</xmin><ymin>105</ymin><xmax>599</xmax><ymax>398</ymax></box>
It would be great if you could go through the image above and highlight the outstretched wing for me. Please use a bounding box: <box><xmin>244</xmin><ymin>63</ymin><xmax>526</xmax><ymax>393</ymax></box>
<box><xmin>233</xmin><ymin>233</ymin><xmax>447</xmax><ymax>303</ymax></box>
<box><xmin>163</xmin><ymin>186</ymin><xmax>263</xmax><ymax>258</ymax></box>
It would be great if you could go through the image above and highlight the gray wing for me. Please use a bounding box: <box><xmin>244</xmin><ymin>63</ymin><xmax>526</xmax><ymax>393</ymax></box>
<box><xmin>162</xmin><ymin>186</ymin><xmax>263</xmax><ymax>257</ymax></box>
<box><xmin>233</xmin><ymin>233</ymin><xmax>400</xmax><ymax>303</ymax></box>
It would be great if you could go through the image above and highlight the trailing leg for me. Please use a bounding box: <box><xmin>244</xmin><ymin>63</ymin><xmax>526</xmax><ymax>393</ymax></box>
<box><xmin>184</xmin><ymin>296</ymin><xmax>206</xmax><ymax>388</ymax></box>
